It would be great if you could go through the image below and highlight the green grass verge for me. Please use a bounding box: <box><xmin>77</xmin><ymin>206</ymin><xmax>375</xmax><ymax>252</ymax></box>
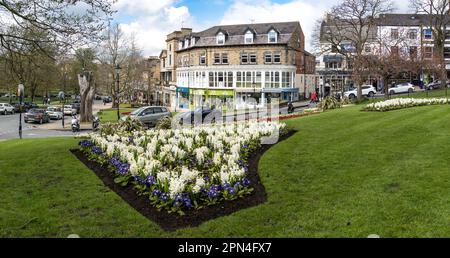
<box><xmin>97</xmin><ymin>108</ymin><xmax>135</xmax><ymax>123</ymax></box>
<box><xmin>2</xmin><ymin>105</ymin><xmax>450</xmax><ymax>237</ymax></box>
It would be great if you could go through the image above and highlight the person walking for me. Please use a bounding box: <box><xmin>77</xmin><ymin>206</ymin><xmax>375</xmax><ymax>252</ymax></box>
<box><xmin>311</xmin><ymin>91</ymin><xmax>317</xmax><ymax>103</ymax></box>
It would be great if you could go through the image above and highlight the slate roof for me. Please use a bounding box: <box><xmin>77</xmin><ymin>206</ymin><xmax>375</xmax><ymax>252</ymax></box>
<box><xmin>177</xmin><ymin>21</ymin><xmax>301</xmax><ymax>52</ymax></box>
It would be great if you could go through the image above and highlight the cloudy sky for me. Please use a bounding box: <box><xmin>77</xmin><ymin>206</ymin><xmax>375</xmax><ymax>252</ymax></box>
<box><xmin>114</xmin><ymin>0</ymin><xmax>413</xmax><ymax>56</ymax></box>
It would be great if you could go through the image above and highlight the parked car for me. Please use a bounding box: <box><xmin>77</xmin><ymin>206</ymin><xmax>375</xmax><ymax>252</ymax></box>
<box><xmin>389</xmin><ymin>83</ymin><xmax>415</xmax><ymax>95</ymax></box>
<box><xmin>123</xmin><ymin>106</ymin><xmax>172</xmax><ymax>127</ymax></box>
<box><xmin>46</xmin><ymin>106</ymin><xmax>63</xmax><ymax>120</ymax></box>
<box><xmin>425</xmin><ymin>80</ymin><xmax>450</xmax><ymax>90</ymax></box>
<box><xmin>179</xmin><ymin>107</ymin><xmax>223</xmax><ymax>125</ymax></box>
<box><xmin>95</xmin><ymin>95</ymin><xmax>103</xmax><ymax>100</ymax></box>
<box><xmin>24</xmin><ymin>109</ymin><xmax>50</xmax><ymax>124</ymax></box>
<box><xmin>24</xmin><ymin>102</ymin><xmax>39</xmax><ymax>111</ymax></box>
<box><xmin>63</xmin><ymin>105</ymin><xmax>76</xmax><ymax>116</ymax></box>
<box><xmin>0</xmin><ymin>103</ymin><xmax>15</xmax><ymax>115</ymax></box>
<box><xmin>3</xmin><ymin>93</ymin><xmax>17</xmax><ymax>98</ymax></box>
<box><xmin>103</xmin><ymin>96</ymin><xmax>112</xmax><ymax>103</ymax></box>
<box><xmin>71</xmin><ymin>103</ymin><xmax>81</xmax><ymax>114</ymax></box>
<box><xmin>344</xmin><ymin>85</ymin><xmax>377</xmax><ymax>99</ymax></box>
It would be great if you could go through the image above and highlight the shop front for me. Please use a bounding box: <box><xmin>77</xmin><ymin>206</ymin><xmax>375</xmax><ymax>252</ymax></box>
<box><xmin>176</xmin><ymin>87</ymin><xmax>190</xmax><ymax>109</ymax></box>
<box><xmin>190</xmin><ymin>89</ymin><xmax>235</xmax><ymax>109</ymax></box>
<box><xmin>262</xmin><ymin>88</ymin><xmax>299</xmax><ymax>104</ymax></box>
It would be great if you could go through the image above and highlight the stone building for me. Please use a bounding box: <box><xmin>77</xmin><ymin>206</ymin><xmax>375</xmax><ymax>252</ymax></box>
<box><xmin>173</xmin><ymin>21</ymin><xmax>316</xmax><ymax>109</ymax></box>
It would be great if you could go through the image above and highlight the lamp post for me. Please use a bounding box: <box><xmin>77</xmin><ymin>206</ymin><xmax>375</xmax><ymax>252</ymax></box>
<box><xmin>17</xmin><ymin>84</ymin><xmax>24</xmax><ymax>139</ymax></box>
<box><xmin>115</xmin><ymin>64</ymin><xmax>121</xmax><ymax>121</ymax></box>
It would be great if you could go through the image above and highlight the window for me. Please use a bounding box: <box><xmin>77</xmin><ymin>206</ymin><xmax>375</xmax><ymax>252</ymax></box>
<box><xmin>168</xmin><ymin>55</ymin><xmax>171</xmax><ymax>66</ymax></box>
<box><xmin>265</xmin><ymin>53</ymin><xmax>272</xmax><ymax>63</ymax></box>
<box><xmin>245</xmin><ymin>31</ymin><xmax>254</xmax><ymax>44</ymax></box>
<box><xmin>265</xmin><ymin>72</ymin><xmax>271</xmax><ymax>88</ymax></box>
<box><xmin>245</xmin><ymin>72</ymin><xmax>252</xmax><ymax>87</ymax></box>
<box><xmin>409</xmin><ymin>46</ymin><xmax>418</xmax><ymax>59</ymax></box>
<box><xmin>273</xmin><ymin>52</ymin><xmax>281</xmax><ymax>63</ymax></box>
<box><xmin>227</xmin><ymin>72</ymin><xmax>233</xmax><ymax>87</ymax></box>
<box><xmin>391</xmin><ymin>29</ymin><xmax>399</xmax><ymax>40</ymax></box>
<box><xmin>218</xmin><ymin>72</ymin><xmax>224</xmax><ymax>87</ymax></box>
<box><xmin>222</xmin><ymin>53</ymin><xmax>229</xmax><ymax>64</ymax></box>
<box><xmin>408</xmin><ymin>29</ymin><xmax>417</xmax><ymax>40</ymax></box>
<box><xmin>390</xmin><ymin>46</ymin><xmax>399</xmax><ymax>56</ymax></box>
<box><xmin>282</xmin><ymin>72</ymin><xmax>291</xmax><ymax>88</ymax></box>
<box><xmin>255</xmin><ymin>72</ymin><xmax>262</xmax><ymax>88</ymax></box>
<box><xmin>209</xmin><ymin>72</ymin><xmax>214</xmax><ymax>87</ymax></box>
<box><xmin>214</xmin><ymin>53</ymin><xmax>221</xmax><ymax>64</ymax></box>
<box><xmin>217</xmin><ymin>32</ymin><xmax>225</xmax><ymax>45</ymax></box>
<box><xmin>169</xmin><ymin>44</ymin><xmax>171</xmax><ymax>51</ymax></box>
<box><xmin>236</xmin><ymin>72</ymin><xmax>243</xmax><ymax>87</ymax></box>
<box><xmin>200</xmin><ymin>54</ymin><xmax>206</xmax><ymax>65</ymax></box>
<box><xmin>249</xmin><ymin>53</ymin><xmax>257</xmax><ymax>64</ymax></box>
<box><xmin>424</xmin><ymin>46</ymin><xmax>433</xmax><ymax>59</ymax></box>
<box><xmin>268</xmin><ymin>29</ymin><xmax>277</xmax><ymax>43</ymax></box>
<box><xmin>273</xmin><ymin>72</ymin><xmax>280</xmax><ymax>88</ymax></box>
<box><xmin>241</xmin><ymin>53</ymin><xmax>249</xmax><ymax>64</ymax></box>
<box><xmin>424</xmin><ymin>29</ymin><xmax>433</xmax><ymax>40</ymax></box>
<box><xmin>331</xmin><ymin>45</ymin><xmax>338</xmax><ymax>53</ymax></box>
<box><xmin>191</xmin><ymin>37</ymin><xmax>195</xmax><ymax>46</ymax></box>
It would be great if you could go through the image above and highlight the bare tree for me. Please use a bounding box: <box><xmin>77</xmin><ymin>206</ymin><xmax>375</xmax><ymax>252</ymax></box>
<box><xmin>98</xmin><ymin>23</ymin><xmax>129</xmax><ymax>109</ymax></box>
<box><xmin>316</xmin><ymin>0</ymin><xmax>394</xmax><ymax>100</ymax></box>
<box><xmin>412</xmin><ymin>0</ymin><xmax>450</xmax><ymax>93</ymax></box>
<box><xmin>0</xmin><ymin>0</ymin><xmax>115</xmax><ymax>55</ymax></box>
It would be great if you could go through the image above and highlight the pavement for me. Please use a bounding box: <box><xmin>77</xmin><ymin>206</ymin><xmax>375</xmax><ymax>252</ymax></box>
<box><xmin>0</xmin><ymin>101</ymin><xmax>109</xmax><ymax>140</ymax></box>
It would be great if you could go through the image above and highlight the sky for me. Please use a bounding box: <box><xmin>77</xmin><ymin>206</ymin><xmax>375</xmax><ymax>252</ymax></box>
<box><xmin>113</xmin><ymin>0</ymin><xmax>413</xmax><ymax>56</ymax></box>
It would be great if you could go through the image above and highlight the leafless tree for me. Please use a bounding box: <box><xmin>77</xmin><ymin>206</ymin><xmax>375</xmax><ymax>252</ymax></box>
<box><xmin>0</xmin><ymin>0</ymin><xmax>115</xmax><ymax>56</ymax></box>
<box><xmin>315</xmin><ymin>0</ymin><xmax>394</xmax><ymax>100</ymax></box>
<box><xmin>412</xmin><ymin>0</ymin><xmax>450</xmax><ymax>92</ymax></box>
<box><xmin>98</xmin><ymin>23</ymin><xmax>130</xmax><ymax>108</ymax></box>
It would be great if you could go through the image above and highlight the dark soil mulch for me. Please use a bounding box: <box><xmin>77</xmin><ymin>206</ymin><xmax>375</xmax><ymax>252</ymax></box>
<box><xmin>71</xmin><ymin>130</ymin><xmax>296</xmax><ymax>231</ymax></box>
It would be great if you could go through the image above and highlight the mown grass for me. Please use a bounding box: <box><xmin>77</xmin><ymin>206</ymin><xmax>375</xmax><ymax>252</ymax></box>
<box><xmin>97</xmin><ymin>108</ymin><xmax>135</xmax><ymax>123</ymax></box>
<box><xmin>2</xmin><ymin>104</ymin><xmax>450</xmax><ymax>237</ymax></box>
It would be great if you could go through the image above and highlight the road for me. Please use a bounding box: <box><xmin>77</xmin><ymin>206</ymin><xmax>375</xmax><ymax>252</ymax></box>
<box><xmin>0</xmin><ymin>113</ymin><xmax>78</xmax><ymax>140</ymax></box>
<box><xmin>0</xmin><ymin>100</ymin><xmax>109</xmax><ymax>141</ymax></box>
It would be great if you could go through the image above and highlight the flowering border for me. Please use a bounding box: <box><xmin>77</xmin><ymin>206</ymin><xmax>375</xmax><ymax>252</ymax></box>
<box><xmin>78</xmin><ymin>122</ymin><xmax>287</xmax><ymax>216</ymax></box>
<box><xmin>364</xmin><ymin>98</ymin><xmax>449</xmax><ymax>112</ymax></box>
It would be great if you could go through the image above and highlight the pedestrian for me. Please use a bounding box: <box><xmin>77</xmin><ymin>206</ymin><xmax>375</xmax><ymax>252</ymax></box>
<box><xmin>311</xmin><ymin>91</ymin><xmax>317</xmax><ymax>104</ymax></box>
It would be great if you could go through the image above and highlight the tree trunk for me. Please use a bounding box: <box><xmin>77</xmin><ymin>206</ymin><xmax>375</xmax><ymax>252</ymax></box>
<box><xmin>78</xmin><ymin>72</ymin><xmax>95</xmax><ymax>122</ymax></box>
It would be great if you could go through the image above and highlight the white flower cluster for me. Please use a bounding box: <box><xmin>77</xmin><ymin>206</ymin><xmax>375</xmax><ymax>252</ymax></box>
<box><xmin>89</xmin><ymin>121</ymin><xmax>286</xmax><ymax>199</ymax></box>
<box><xmin>365</xmin><ymin>98</ymin><xmax>449</xmax><ymax>112</ymax></box>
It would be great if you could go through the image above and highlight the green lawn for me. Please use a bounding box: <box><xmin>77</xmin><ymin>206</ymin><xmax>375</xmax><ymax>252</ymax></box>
<box><xmin>2</xmin><ymin>104</ymin><xmax>450</xmax><ymax>237</ymax></box>
<box><xmin>97</xmin><ymin>108</ymin><xmax>135</xmax><ymax>123</ymax></box>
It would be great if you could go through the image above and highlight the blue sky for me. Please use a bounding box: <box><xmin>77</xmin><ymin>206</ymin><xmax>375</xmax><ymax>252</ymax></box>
<box><xmin>113</xmin><ymin>0</ymin><xmax>411</xmax><ymax>56</ymax></box>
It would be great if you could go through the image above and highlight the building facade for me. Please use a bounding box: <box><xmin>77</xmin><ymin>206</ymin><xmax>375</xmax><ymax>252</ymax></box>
<box><xmin>173</xmin><ymin>21</ymin><xmax>315</xmax><ymax>110</ymax></box>
<box><xmin>317</xmin><ymin>13</ymin><xmax>450</xmax><ymax>97</ymax></box>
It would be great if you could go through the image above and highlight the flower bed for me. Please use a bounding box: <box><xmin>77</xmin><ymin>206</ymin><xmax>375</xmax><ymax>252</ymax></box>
<box><xmin>78</xmin><ymin>122</ymin><xmax>286</xmax><ymax>215</ymax></box>
<box><xmin>364</xmin><ymin>98</ymin><xmax>449</xmax><ymax>112</ymax></box>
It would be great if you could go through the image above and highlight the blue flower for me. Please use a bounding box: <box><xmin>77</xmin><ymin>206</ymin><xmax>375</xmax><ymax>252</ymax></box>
<box><xmin>160</xmin><ymin>193</ymin><xmax>169</xmax><ymax>202</ymax></box>
<box><xmin>92</xmin><ymin>146</ymin><xmax>103</xmax><ymax>155</ymax></box>
<box><xmin>204</xmin><ymin>176</ymin><xmax>211</xmax><ymax>182</ymax></box>
<box><xmin>227</xmin><ymin>187</ymin><xmax>236</xmax><ymax>195</ymax></box>
<box><xmin>243</xmin><ymin>178</ymin><xmax>251</xmax><ymax>187</ymax></box>
<box><xmin>152</xmin><ymin>189</ymin><xmax>162</xmax><ymax>197</ymax></box>
<box><xmin>145</xmin><ymin>175</ymin><xmax>155</xmax><ymax>186</ymax></box>
<box><xmin>234</xmin><ymin>182</ymin><xmax>241</xmax><ymax>188</ymax></box>
<box><xmin>79</xmin><ymin>140</ymin><xmax>93</xmax><ymax>147</ymax></box>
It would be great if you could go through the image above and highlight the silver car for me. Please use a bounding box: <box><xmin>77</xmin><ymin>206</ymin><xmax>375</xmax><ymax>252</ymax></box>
<box><xmin>123</xmin><ymin>106</ymin><xmax>172</xmax><ymax>127</ymax></box>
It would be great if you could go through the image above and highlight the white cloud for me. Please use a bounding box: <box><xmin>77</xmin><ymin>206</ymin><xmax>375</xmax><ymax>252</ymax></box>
<box><xmin>114</xmin><ymin>0</ymin><xmax>193</xmax><ymax>56</ymax></box>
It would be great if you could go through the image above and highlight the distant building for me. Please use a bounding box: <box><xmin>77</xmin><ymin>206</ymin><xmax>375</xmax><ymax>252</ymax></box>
<box><xmin>317</xmin><ymin>13</ymin><xmax>450</xmax><ymax>96</ymax></box>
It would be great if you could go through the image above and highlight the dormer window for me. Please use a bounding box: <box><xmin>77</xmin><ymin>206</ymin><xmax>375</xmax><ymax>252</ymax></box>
<box><xmin>191</xmin><ymin>37</ymin><xmax>195</xmax><ymax>46</ymax></box>
<box><xmin>185</xmin><ymin>39</ymin><xmax>190</xmax><ymax>48</ymax></box>
<box><xmin>217</xmin><ymin>32</ymin><xmax>225</xmax><ymax>45</ymax></box>
<box><xmin>245</xmin><ymin>31</ymin><xmax>254</xmax><ymax>44</ymax></box>
<box><xmin>268</xmin><ymin>29</ymin><xmax>277</xmax><ymax>43</ymax></box>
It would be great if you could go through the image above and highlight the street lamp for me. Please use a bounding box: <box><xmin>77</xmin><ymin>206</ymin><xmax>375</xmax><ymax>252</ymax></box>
<box><xmin>17</xmin><ymin>84</ymin><xmax>24</xmax><ymax>139</ymax></box>
<box><xmin>115</xmin><ymin>64</ymin><xmax>121</xmax><ymax>121</ymax></box>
